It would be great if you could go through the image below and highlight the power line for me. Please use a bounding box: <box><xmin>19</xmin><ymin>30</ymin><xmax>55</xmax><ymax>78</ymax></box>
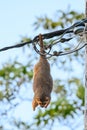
<box><xmin>0</xmin><ymin>18</ymin><xmax>87</xmax><ymax>57</ymax></box>
<box><xmin>0</xmin><ymin>40</ymin><xmax>32</xmax><ymax>52</ymax></box>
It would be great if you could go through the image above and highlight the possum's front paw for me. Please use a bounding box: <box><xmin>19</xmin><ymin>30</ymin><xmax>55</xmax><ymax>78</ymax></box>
<box><xmin>32</xmin><ymin>98</ymin><xmax>38</xmax><ymax>111</ymax></box>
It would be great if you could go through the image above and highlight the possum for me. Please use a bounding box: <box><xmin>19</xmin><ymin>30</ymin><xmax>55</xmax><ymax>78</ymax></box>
<box><xmin>32</xmin><ymin>34</ymin><xmax>53</xmax><ymax>111</ymax></box>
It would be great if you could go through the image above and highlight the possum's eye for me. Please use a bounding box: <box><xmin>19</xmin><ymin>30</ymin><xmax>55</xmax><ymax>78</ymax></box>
<box><xmin>35</xmin><ymin>97</ymin><xmax>50</xmax><ymax>108</ymax></box>
<box><xmin>45</xmin><ymin>97</ymin><xmax>50</xmax><ymax>101</ymax></box>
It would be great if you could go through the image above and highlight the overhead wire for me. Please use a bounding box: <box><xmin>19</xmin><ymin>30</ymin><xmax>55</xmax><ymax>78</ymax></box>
<box><xmin>59</xmin><ymin>43</ymin><xmax>86</xmax><ymax>56</ymax></box>
<box><xmin>34</xmin><ymin>19</ymin><xmax>86</xmax><ymax>58</ymax></box>
<box><xmin>0</xmin><ymin>40</ymin><xmax>33</xmax><ymax>52</ymax></box>
<box><xmin>0</xmin><ymin>18</ymin><xmax>86</xmax><ymax>57</ymax></box>
<box><xmin>45</xmin><ymin>18</ymin><xmax>86</xmax><ymax>48</ymax></box>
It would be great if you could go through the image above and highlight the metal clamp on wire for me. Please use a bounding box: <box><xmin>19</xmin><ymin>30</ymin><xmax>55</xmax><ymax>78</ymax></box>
<box><xmin>73</xmin><ymin>21</ymin><xmax>85</xmax><ymax>35</ymax></box>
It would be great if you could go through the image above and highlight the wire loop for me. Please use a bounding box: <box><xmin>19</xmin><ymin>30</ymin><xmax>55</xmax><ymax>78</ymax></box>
<box><xmin>0</xmin><ymin>18</ymin><xmax>87</xmax><ymax>58</ymax></box>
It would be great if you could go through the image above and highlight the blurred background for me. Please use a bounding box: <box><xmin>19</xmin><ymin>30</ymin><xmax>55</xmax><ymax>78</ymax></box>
<box><xmin>0</xmin><ymin>0</ymin><xmax>85</xmax><ymax>130</ymax></box>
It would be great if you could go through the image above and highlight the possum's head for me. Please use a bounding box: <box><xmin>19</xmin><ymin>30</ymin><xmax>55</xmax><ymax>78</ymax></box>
<box><xmin>37</xmin><ymin>96</ymin><xmax>50</xmax><ymax>107</ymax></box>
<box><xmin>32</xmin><ymin>95</ymin><xmax>51</xmax><ymax>111</ymax></box>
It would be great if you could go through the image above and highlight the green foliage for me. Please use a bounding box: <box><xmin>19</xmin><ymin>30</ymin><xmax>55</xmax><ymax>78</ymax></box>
<box><xmin>0</xmin><ymin>61</ymin><xmax>33</xmax><ymax>81</ymax></box>
<box><xmin>53</xmin><ymin>79</ymin><xmax>67</xmax><ymax>95</ymax></box>
<box><xmin>34</xmin><ymin>16</ymin><xmax>64</xmax><ymax>29</ymax></box>
<box><xmin>34</xmin><ymin>10</ymin><xmax>84</xmax><ymax>30</ymax></box>
<box><xmin>0</xmin><ymin>60</ymin><xmax>33</xmax><ymax>117</ymax></box>
<box><xmin>33</xmin><ymin>78</ymin><xmax>84</xmax><ymax>129</ymax></box>
<box><xmin>68</xmin><ymin>78</ymin><xmax>84</xmax><ymax>105</ymax></box>
<box><xmin>30</xmin><ymin>9</ymin><xmax>84</xmax><ymax>130</ymax></box>
<box><xmin>76</xmin><ymin>85</ymin><xmax>84</xmax><ymax>105</ymax></box>
<box><xmin>0</xmin><ymin>9</ymin><xmax>84</xmax><ymax>130</ymax></box>
<box><xmin>0</xmin><ymin>91</ymin><xmax>4</xmax><ymax>100</ymax></box>
<box><xmin>34</xmin><ymin>97</ymin><xmax>76</xmax><ymax>126</ymax></box>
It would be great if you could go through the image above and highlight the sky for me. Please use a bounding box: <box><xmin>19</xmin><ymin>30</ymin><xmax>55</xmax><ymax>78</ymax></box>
<box><xmin>0</xmin><ymin>0</ymin><xmax>85</xmax><ymax>46</ymax></box>
<box><xmin>0</xmin><ymin>0</ymin><xmax>85</xmax><ymax>63</ymax></box>
<box><xmin>0</xmin><ymin>0</ymin><xmax>85</xmax><ymax>130</ymax></box>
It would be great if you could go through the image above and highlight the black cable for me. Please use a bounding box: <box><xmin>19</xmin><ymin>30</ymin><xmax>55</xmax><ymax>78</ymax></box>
<box><xmin>40</xmin><ymin>18</ymin><xmax>87</xmax><ymax>40</ymax></box>
<box><xmin>0</xmin><ymin>40</ymin><xmax>32</xmax><ymax>52</ymax></box>
<box><xmin>56</xmin><ymin>44</ymin><xmax>86</xmax><ymax>56</ymax></box>
<box><xmin>0</xmin><ymin>18</ymin><xmax>86</xmax><ymax>52</ymax></box>
<box><xmin>46</xmin><ymin>43</ymin><xmax>86</xmax><ymax>58</ymax></box>
<box><xmin>41</xmin><ymin>30</ymin><xmax>73</xmax><ymax>40</ymax></box>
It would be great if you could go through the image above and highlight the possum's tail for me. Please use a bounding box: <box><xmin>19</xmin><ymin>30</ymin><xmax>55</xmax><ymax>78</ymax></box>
<box><xmin>39</xmin><ymin>34</ymin><xmax>46</xmax><ymax>58</ymax></box>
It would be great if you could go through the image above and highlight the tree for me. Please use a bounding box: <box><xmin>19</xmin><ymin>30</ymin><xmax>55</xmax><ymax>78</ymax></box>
<box><xmin>0</xmin><ymin>9</ymin><xmax>84</xmax><ymax>130</ymax></box>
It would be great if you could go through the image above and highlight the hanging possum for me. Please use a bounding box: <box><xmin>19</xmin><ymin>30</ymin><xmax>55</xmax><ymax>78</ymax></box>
<box><xmin>32</xmin><ymin>34</ymin><xmax>53</xmax><ymax>111</ymax></box>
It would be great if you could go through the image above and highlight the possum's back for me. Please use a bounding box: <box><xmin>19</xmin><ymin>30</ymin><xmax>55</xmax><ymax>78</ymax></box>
<box><xmin>33</xmin><ymin>57</ymin><xmax>53</xmax><ymax>96</ymax></box>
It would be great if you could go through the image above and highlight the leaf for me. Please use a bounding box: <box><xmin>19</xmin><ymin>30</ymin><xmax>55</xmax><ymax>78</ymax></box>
<box><xmin>0</xmin><ymin>91</ymin><xmax>4</xmax><ymax>100</ymax></box>
<box><xmin>76</xmin><ymin>85</ymin><xmax>84</xmax><ymax>105</ymax></box>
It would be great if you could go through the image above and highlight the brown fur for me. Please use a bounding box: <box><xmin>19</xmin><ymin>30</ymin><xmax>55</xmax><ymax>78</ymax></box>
<box><xmin>32</xmin><ymin>34</ymin><xmax>53</xmax><ymax>111</ymax></box>
<box><xmin>32</xmin><ymin>56</ymin><xmax>53</xmax><ymax>111</ymax></box>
